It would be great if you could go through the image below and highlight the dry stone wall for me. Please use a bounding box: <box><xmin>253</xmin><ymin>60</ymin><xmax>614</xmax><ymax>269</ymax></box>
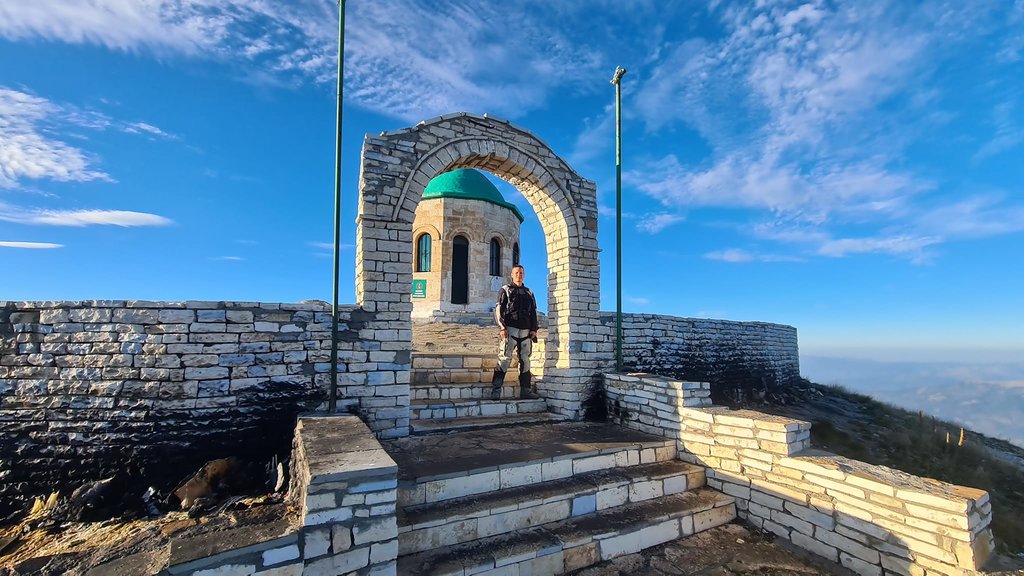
<box><xmin>597</xmin><ymin>313</ymin><xmax>800</xmax><ymax>401</ymax></box>
<box><xmin>605</xmin><ymin>372</ymin><xmax>996</xmax><ymax>575</ymax></box>
<box><xmin>0</xmin><ymin>300</ymin><xmax>410</xmax><ymax>516</ymax></box>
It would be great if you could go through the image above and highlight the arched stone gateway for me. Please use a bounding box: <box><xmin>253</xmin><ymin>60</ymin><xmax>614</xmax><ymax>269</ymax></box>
<box><xmin>356</xmin><ymin>113</ymin><xmax>605</xmax><ymax>436</ymax></box>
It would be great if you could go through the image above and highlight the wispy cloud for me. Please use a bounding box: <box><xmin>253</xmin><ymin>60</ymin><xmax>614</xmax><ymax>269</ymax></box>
<box><xmin>309</xmin><ymin>241</ymin><xmax>353</xmax><ymax>251</ymax></box>
<box><xmin>0</xmin><ymin>87</ymin><xmax>110</xmax><ymax>189</ymax></box>
<box><xmin>1</xmin><ymin>86</ymin><xmax>178</xmax><ymax>189</ymax></box>
<box><xmin>0</xmin><ymin>203</ymin><xmax>173</xmax><ymax>227</ymax></box>
<box><xmin>0</xmin><ymin>1</ymin><xmax>612</xmax><ymax>122</ymax></box>
<box><xmin>704</xmin><ymin>248</ymin><xmax>801</xmax><ymax>264</ymax></box>
<box><xmin>636</xmin><ymin>212</ymin><xmax>684</xmax><ymax>234</ymax></box>
<box><xmin>817</xmin><ymin>235</ymin><xmax>940</xmax><ymax>261</ymax></box>
<box><xmin>622</xmin><ymin>0</ymin><xmax>1022</xmax><ymax>262</ymax></box>
<box><xmin>211</xmin><ymin>256</ymin><xmax>243</xmax><ymax>261</ymax></box>
<box><xmin>124</xmin><ymin>121</ymin><xmax>177</xmax><ymax>140</ymax></box>
<box><xmin>625</xmin><ymin>296</ymin><xmax>649</xmax><ymax>306</ymax></box>
<box><xmin>972</xmin><ymin>101</ymin><xmax>1023</xmax><ymax>162</ymax></box>
<box><xmin>0</xmin><ymin>241</ymin><xmax>62</xmax><ymax>249</ymax></box>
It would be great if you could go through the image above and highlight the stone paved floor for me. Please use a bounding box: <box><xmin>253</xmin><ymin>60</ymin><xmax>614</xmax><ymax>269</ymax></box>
<box><xmin>382</xmin><ymin>421</ymin><xmax>667</xmax><ymax>480</ymax></box>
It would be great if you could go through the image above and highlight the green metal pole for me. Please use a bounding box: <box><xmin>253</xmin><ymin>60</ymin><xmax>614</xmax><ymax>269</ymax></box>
<box><xmin>611</xmin><ymin>67</ymin><xmax>626</xmax><ymax>372</ymax></box>
<box><xmin>330</xmin><ymin>0</ymin><xmax>346</xmax><ymax>412</ymax></box>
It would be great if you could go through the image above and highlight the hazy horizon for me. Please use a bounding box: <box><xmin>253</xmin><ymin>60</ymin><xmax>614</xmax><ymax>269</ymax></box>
<box><xmin>801</xmin><ymin>352</ymin><xmax>1024</xmax><ymax>447</ymax></box>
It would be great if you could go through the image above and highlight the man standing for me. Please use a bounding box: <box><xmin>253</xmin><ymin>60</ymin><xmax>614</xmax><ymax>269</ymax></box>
<box><xmin>492</xmin><ymin>264</ymin><xmax>540</xmax><ymax>400</ymax></box>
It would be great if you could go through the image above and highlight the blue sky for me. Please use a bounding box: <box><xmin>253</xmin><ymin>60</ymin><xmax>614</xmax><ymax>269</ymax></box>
<box><xmin>1</xmin><ymin>0</ymin><xmax>1022</xmax><ymax>368</ymax></box>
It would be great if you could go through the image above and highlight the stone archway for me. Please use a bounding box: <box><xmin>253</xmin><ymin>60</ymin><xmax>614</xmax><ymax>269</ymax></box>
<box><xmin>355</xmin><ymin>113</ymin><xmax>603</xmax><ymax>437</ymax></box>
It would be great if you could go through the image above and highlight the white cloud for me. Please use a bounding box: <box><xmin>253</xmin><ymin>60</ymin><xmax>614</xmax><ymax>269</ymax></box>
<box><xmin>31</xmin><ymin>209</ymin><xmax>173</xmax><ymax>227</ymax></box>
<box><xmin>0</xmin><ymin>241</ymin><xmax>62</xmax><ymax>249</ymax></box>
<box><xmin>0</xmin><ymin>203</ymin><xmax>173</xmax><ymax>227</ymax></box>
<box><xmin>636</xmin><ymin>212</ymin><xmax>684</xmax><ymax>234</ymax></box>
<box><xmin>211</xmin><ymin>256</ymin><xmax>243</xmax><ymax>261</ymax></box>
<box><xmin>705</xmin><ymin>247</ymin><xmax>803</xmax><ymax>263</ymax></box>
<box><xmin>914</xmin><ymin>194</ymin><xmax>1024</xmax><ymax>239</ymax></box>
<box><xmin>626</xmin><ymin>1</ymin><xmax>1021</xmax><ymax>262</ymax></box>
<box><xmin>972</xmin><ymin>101</ymin><xmax>1024</xmax><ymax>162</ymax></box>
<box><xmin>0</xmin><ymin>1</ymin><xmax>611</xmax><ymax>122</ymax></box>
<box><xmin>706</xmin><ymin>248</ymin><xmax>754</xmax><ymax>263</ymax></box>
<box><xmin>625</xmin><ymin>296</ymin><xmax>650</xmax><ymax>306</ymax></box>
<box><xmin>0</xmin><ymin>87</ymin><xmax>110</xmax><ymax>188</ymax></box>
<box><xmin>309</xmin><ymin>241</ymin><xmax>354</xmax><ymax>251</ymax></box>
<box><xmin>124</xmin><ymin>121</ymin><xmax>176</xmax><ymax>140</ymax></box>
<box><xmin>817</xmin><ymin>235</ymin><xmax>940</xmax><ymax>260</ymax></box>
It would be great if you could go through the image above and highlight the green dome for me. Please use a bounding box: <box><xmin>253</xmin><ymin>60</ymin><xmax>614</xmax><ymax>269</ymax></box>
<box><xmin>423</xmin><ymin>169</ymin><xmax>525</xmax><ymax>223</ymax></box>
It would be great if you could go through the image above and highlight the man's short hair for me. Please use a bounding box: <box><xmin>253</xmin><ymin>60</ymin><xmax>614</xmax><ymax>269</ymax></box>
<box><xmin>511</xmin><ymin>264</ymin><xmax>525</xmax><ymax>272</ymax></box>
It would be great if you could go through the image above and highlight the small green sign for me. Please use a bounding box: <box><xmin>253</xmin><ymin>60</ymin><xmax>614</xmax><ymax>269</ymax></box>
<box><xmin>412</xmin><ymin>279</ymin><xmax>427</xmax><ymax>298</ymax></box>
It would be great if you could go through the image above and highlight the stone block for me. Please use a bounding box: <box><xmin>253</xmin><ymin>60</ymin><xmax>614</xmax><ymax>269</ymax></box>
<box><xmin>563</xmin><ymin>542</ymin><xmax>600</xmax><ymax>572</ymax></box>
<box><xmin>262</xmin><ymin>544</ymin><xmax>300</xmax><ymax>566</ymax></box>
<box><xmin>304</xmin><ymin>527</ymin><xmax>331</xmax><ymax>558</ymax></box>
<box><xmin>369</xmin><ymin>539</ymin><xmax>398</xmax><ymax>564</ymax></box>
<box><xmin>599</xmin><ymin>530</ymin><xmax>642</xmax><ymax>560</ymax></box>
<box><xmin>596</xmin><ymin>486</ymin><xmax>628</xmax><ymax>510</ymax></box>
<box><xmin>305</xmin><ymin>546</ymin><xmax>369</xmax><ymax>575</ymax></box>
<box><xmin>541</xmin><ymin>459</ymin><xmax>572</xmax><ymax>481</ymax></box>
<box><xmin>628</xmin><ymin>480</ymin><xmax>663</xmax><ymax>502</ymax></box>
<box><xmin>353</xmin><ymin>516</ymin><xmax>398</xmax><ymax>545</ymax></box>
<box><xmin>694</xmin><ymin>503</ymin><xmax>735</xmax><ymax>532</ymax></box>
<box><xmin>839</xmin><ymin>551</ymin><xmax>882</xmax><ymax>576</ymax></box>
<box><xmin>332</xmin><ymin>525</ymin><xmax>353</xmax><ymax>553</ymax></box>
<box><xmin>572</xmin><ymin>494</ymin><xmax>597</xmax><ymax>516</ymax></box>
<box><xmin>791</xmin><ymin>531</ymin><xmax>838</xmax><ymax>563</ymax></box>
<box><xmin>815</xmin><ymin>529</ymin><xmax>880</xmax><ymax>564</ymax></box>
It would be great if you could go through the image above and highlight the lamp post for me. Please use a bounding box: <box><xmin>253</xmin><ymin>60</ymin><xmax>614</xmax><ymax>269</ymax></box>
<box><xmin>610</xmin><ymin>66</ymin><xmax>626</xmax><ymax>372</ymax></box>
<box><xmin>329</xmin><ymin>0</ymin><xmax>346</xmax><ymax>412</ymax></box>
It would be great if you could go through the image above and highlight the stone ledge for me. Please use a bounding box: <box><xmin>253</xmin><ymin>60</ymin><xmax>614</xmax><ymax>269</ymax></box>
<box><xmin>296</xmin><ymin>416</ymin><xmax>398</xmax><ymax>486</ymax></box>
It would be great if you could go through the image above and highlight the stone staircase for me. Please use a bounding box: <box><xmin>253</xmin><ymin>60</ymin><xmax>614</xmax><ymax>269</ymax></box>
<box><xmin>409</xmin><ymin>348</ymin><xmax>561</xmax><ymax>432</ymax></box>
<box><xmin>384</xmin><ymin>422</ymin><xmax>738</xmax><ymax>576</ymax></box>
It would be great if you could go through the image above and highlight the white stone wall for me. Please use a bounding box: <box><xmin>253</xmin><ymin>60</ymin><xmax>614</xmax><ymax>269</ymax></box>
<box><xmin>411</xmin><ymin>196</ymin><xmax>520</xmax><ymax>318</ymax></box>
<box><xmin>0</xmin><ymin>300</ymin><xmax>411</xmax><ymax>512</ymax></box>
<box><xmin>597</xmin><ymin>313</ymin><xmax>800</xmax><ymax>397</ymax></box>
<box><xmin>358</xmin><ymin>112</ymin><xmax>604</xmax><ymax>419</ymax></box>
<box><xmin>605</xmin><ymin>373</ymin><xmax>996</xmax><ymax>575</ymax></box>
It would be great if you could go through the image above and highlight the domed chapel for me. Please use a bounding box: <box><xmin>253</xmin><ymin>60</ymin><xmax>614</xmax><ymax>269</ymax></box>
<box><xmin>411</xmin><ymin>168</ymin><xmax>524</xmax><ymax>319</ymax></box>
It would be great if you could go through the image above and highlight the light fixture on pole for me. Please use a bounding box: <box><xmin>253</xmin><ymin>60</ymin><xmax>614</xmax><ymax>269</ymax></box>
<box><xmin>610</xmin><ymin>66</ymin><xmax>626</xmax><ymax>372</ymax></box>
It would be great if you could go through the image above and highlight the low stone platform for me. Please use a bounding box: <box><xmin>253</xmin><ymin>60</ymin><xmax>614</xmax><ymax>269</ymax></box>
<box><xmin>382</xmin><ymin>421</ymin><xmax>672</xmax><ymax>481</ymax></box>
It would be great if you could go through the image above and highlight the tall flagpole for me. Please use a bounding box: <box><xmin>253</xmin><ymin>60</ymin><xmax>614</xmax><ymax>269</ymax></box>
<box><xmin>330</xmin><ymin>0</ymin><xmax>346</xmax><ymax>412</ymax></box>
<box><xmin>611</xmin><ymin>67</ymin><xmax>626</xmax><ymax>372</ymax></box>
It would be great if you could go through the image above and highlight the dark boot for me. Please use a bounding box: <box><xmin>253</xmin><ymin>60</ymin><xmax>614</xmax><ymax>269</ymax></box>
<box><xmin>518</xmin><ymin>372</ymin><xmax>540</xmax><ymax>399</ymax></box>
<box><xmin>490</xmin><ymin>369</ymin><xmax>505</xmax><ymax>400</ymax></box>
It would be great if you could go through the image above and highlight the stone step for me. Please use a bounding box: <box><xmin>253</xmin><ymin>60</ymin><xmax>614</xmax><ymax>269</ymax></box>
<box><xmin>411</xmin><ymin>382</ymin><xmax>518</xmax><ymax>402</ymax></box>
<box><xmin>412</xmin><ymin>398</ymin><xmax>548</xmax><ymax>420</ymax></box>
<box><xmin>398</xmin><ymin>460</ymin><xmax>706</xmax><ymax>555</ymax></box>
<box><xmin>397</xmin><ymin>488</ymin><xmax>736</xmax><ymax>576</ymax></box>
<box><xmin>398</xmin><ymin>429</ymin><xmax>676</xmax><ymax>507</ymax></box>
<box><xmin>409</xmin><ymin>412</ymin><xmax>566</xmax><ymax>436</ymax></box>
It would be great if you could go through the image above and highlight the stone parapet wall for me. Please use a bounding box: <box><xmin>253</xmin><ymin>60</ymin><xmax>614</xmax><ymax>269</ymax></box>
<box><xmin>290</xmin><ymin>416</ymin><xmax>399</xmax><ymax>575</ymax></box>
<box><xmin>605</xmin><ymin>373</ymin><xmax>996</xmax><ymax>575</ymax></box>
<box><xmin>0</xmin><ymin>300</ymin><xmax>410</xmax><ymax>514</ymax></box>
<box><xmin>597</xmin><ymin>313</ymin><xmax>800</xmax><ymax>400</ymax></box>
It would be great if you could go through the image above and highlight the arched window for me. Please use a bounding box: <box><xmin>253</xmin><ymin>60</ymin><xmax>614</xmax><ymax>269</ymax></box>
<box><xmin>489</xmin><ymin>238</ymin><xmax>502</xmax><ymax>276</ymax></box>
<box><xmin>512</xmin><ymin>242</ymin><xmax>520</xmax><ymax>266</ymax></box>
<box><xmin>416</xmin><ymin>233</ymin><xmax>431</xmax><ymax>272</ymax></box>
<box><xmin>452</xmin><ymin>236</ymin><xmax>469</xmax><ymax>304</ymax></box>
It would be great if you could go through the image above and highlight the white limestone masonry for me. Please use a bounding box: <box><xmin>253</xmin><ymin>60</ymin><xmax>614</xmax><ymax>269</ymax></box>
<box><xmin>605</xmin><ymin>372</ymin><xmax>996</xmax><ymax>575</ymax></box>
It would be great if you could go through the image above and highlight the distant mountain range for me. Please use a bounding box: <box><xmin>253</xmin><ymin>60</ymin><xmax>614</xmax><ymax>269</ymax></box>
<box><xmin>801</xmin><ymin>355</ymin><xmax>1024</xmax><ymax>447</ymax></box>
